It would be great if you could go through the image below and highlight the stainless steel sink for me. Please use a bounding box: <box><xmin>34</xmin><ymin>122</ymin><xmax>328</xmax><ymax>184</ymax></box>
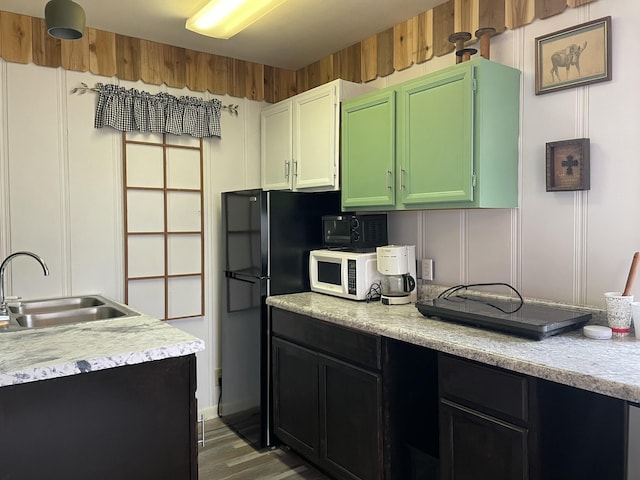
<box><xmin>8</xmin><ymin>296</ymin><xmax>105</xmax><ymax>315</ymax></box>
<box><xmin>2</xmin><ymin>295</ymin><xmax>140</xmax><ymax>330</ymax></box>
<box><xmin>15</xmin><ymin>306</ymin><xmax>132</xmax><ymax>328</ymax></box>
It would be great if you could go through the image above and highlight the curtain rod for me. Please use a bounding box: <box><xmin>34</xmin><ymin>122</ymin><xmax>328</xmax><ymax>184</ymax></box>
<box><xmin>71</xmin><ymin>83</ymin><xmax>239</xmax><ymax>116</ymax></box>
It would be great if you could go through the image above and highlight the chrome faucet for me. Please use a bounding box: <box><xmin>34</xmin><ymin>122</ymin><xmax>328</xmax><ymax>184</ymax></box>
<box><xmin>0</xmin><ymin>252</ymin><xmax>49</xmax><ymax>315</ymax></box>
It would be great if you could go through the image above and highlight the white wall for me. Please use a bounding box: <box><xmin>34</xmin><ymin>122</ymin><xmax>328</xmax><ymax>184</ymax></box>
<box><xmin>0</xmin><ymin>62</ymin><xmax>262</xmax><ymax>410</ymax></box>
<box><xmin>386</xmin><ymin>1</ymin><xmax>639</xmax><ymax>309</ymax></box>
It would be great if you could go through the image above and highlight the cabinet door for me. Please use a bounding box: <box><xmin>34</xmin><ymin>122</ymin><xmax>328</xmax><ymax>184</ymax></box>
<box><xmin>398</xmin><ymin>64</ymin><xmax>474</xmax><ymax>206</ymax></box>
<box><xmin>320</xmin><ymin>354</ymin><xmax>383</xmax><ymax>480</ymax></box>
<box><xmin>0</xmin><ymin>356</ymin><xmax>197</xmax><ymax>479</ymax></box>
<box><xmin>261</xmin><ymin>101</ymin><xmax>293</xmax><ymax>190</ymax></box>
<box><xmin>272</xmin><ymin>337</ymin><xmax>320</xmax><ymax>460</ymax></box>
<box><xmin>293</xmin><ymin>84</ymin><xmax>339</xmax><ymax>190</ymax></box>
<box><xmin>341</xmin><ymin>89</ymin><xmax>396</xmax><ymax>210</ymax></box>
<box><xmin>439</xmin><ymin>400</ymin><xmax>528</xmax><ymax>480</ymax></box>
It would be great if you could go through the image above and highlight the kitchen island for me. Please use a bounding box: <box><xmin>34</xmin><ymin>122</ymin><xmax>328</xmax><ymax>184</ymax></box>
<box><xmin>0</xmin><ymin>308</ymin><xmax>204</xmax><ymax>480</ymax></box>
<box><xmin>267</xmin><ymin>292</ymin><xmax>635</xmax><ymax>480</ymax></box>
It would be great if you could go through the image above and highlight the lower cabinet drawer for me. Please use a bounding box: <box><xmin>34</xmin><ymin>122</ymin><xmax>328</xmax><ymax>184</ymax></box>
<box><xmin>439</xmin><ymin>354</ymin><xmax>528</xmax><ymax>424</ymax></box>
<box><xmin>272</xmin><ymin>307</ymin><xmax>381</xmax><ymax>371</ymax></box>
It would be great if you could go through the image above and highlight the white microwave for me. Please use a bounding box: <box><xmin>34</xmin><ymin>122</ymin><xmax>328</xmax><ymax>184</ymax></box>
<box><xmin>309</xmin><ymin>249</ymin><xmax>381</xmax><ymax>301</ymax></box>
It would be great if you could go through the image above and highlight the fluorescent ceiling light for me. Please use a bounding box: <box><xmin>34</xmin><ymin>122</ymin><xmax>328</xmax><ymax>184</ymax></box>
<box><xmin>186</xmin><ymin>0</ymin><xmax>288</xmax><ymax>39</ymax></box>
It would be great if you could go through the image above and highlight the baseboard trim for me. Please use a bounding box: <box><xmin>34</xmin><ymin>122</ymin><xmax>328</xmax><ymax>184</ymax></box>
<box><xmin>199</xmin><ymin>405</ymin><xmax>219</xmax><ymax>421</ymax></box>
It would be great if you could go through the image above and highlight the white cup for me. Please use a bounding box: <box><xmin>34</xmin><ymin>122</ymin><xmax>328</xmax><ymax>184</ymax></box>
<box><xmin>605</xmin><ymin>292</ymin><xmax>634</xmax><ymax>337</ymax></box>
<box><xmin>631</xmin><ymin>302</ymin><xmax>640</xmax><ymax>339</ymax></box>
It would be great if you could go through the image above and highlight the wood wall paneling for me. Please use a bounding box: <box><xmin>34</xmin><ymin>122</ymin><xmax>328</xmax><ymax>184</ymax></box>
<box><xmin>277</xmin><ymin>69</ymin><xmax>296</xmax><ymax>102</ymax></box>
<box><xmin>567</xmin><ymin>0</ymin><xmax>597</xmax><ymax>6</ymax></box>
<box><xmin>230</xmin><ymin>59</ymin><xmax>246</xmax><ymax>99</ymax></box>
<box><xmin>348</xmin><ymin>43</ymin><xmax>363</xmax><ymax>83</ymax></box>
<box><xmin>478</xmin><ymin>0</ymin><xmax>506</xmax><ymax>34</ymax></box>
<box><xmin>535</xmin><ymin>0</ymin><xmax>567</xmax><ymax>19</ymax></box>
<box><xmin>376</xmin><ymin>28</ymin><xmax>394</xmax><ymax>77</ymax></box>
<box><xmin>116</xmin><ymin>35</ymin><xmax>141</xmax><ymax>82</ymax></box>
<box><xmin>185</xmin><ymin>49</ymin><xmax>208</xmax><ymax>93</ymax></box>
<box><xmin>161</xmin><ymin>44</ymin><xmax>187</xmax><ymax>88</ymax></box>
<box><xmin>332</xmin><ymin>48</ymin><xmax>345</xmax><ymax>82</ymax></box>
<box><xmin>455</xmin><ymin>0</ymin><xmax>475</xmax><ymax>41</ymax></box>
<box><xmin>333</xmin><ymin>43</ymin><xmax>361</xmax><ymax>83</ymax></box>
<box><xmin>32</xmin><ymin>17</ymin><xmax>61</xmax><ymax>68</ymax></box>
<box><xmin>264</xmin><ymin>65</ymin><xmax>277</xmax><ymax>103</ymax></box>
<box><xmin>433</xmin><ymin>0</ymin><xmax>455</xmax><ymax>57</ymax></box>
<box><xmin>305</xmin><ymin>61</ymin><xmax>323</xmax><ymax>90</ymax></box>
<box><xmin>415</xmin><ymin>10</ymin><xmax>434</xmax><ymax>64</ymax></box>
<box><xmin>1</xmin><ymin>11</ymin><xmax>33</xmax><ymax>64</ymax></box>
<box><xmin>360</xmin><ymin>35</ymin><xmax>378</xmax><ymax>82</ymax></box>
<box><xmin>298</xmin><ymin>57</ymin><xmax>330</xmax><ymax>91</ymax></box>
<box><xmin>318</xmin><ymin>55</ymin><xmax>334</xmax><ymax>86</ymax></box>
<box><xmin>89</xmin><ymin>29</ymin><xmax>116</xmax><ymax>77</ymax></box>
<box><xmin>0</xmin><ymin>2</ymin><xmax>602</xmax><ymax>103</ymax></box>
<box><xmin>295</xmin><ymin>66</ymin><xmax>308</xmax><ymax>93</ymax></box>
<box><xmin>505</xmin><ymin>0</ymin><xmax>535</xmax><ymax>29</ymax></box>
<box><xmin>394</xmin><ymin>17</ymin><xmax>416</xmax><ymax>71</ymax></box>
<box><xmin>207</xmin><ymin>54</ymin><xmax>229</xmax><ymax>95</ymax></box>
<box><xmin>140</xmin><ymin>39</ymin><xmax>163</xmax><ymax>85</ymax></box>
<box><xmin>61</xmin><ymin>35</ymin><xmax>89</xmax><ymax>72</ymax></box>
<box><xmin>333</xmin><ymin>43</ymin><xmax>362</xmax><ymax>83</ymax></box>
<box><xmin>245</xmin><ymin>61</ymin><xmax>264</xmax><ymax>101</ymax></box>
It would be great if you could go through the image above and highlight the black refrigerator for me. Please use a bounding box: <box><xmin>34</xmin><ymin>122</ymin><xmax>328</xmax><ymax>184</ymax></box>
<box><xmin>220</xmin><ymin>188</ymin><xmax>340</xmax><ymax>449</ymax></box>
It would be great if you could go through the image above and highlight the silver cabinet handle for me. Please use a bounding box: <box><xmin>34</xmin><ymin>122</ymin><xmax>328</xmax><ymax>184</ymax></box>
<box><xmin>385</xmin><ymin>170</ymin><xmax>392</xmax><ymax>190</ymax></box>
<box><xmin>400</xmin><ymin>168</ymin><xmax>406</xmax><ymax>189</ymax></box>
<box><xmin>292</xmin><ymin>160</ymin><xmax>298</xmax><ymax>177</ymax></box>
<box><xmin>284</xmin><ymin>160</ymin><xmax>290</xmax><ymax>179</ymax></box>
<box><xmin>199</xmin><ymin>414</ymin><xmax>205</xmax><ymax>447</ymax></box>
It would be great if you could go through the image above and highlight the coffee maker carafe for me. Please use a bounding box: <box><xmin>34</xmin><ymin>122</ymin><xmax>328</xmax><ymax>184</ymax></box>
<box><xmin>376</xmin><ymin>245</ymin><xmax>417</xmax><ymax>305</ymax></box>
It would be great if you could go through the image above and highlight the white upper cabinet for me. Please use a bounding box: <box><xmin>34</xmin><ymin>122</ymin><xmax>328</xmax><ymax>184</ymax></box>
<box><xmin>261</xmin><ymin>79</ymin><xmax>373</xmax><ymax>191</ymax></box>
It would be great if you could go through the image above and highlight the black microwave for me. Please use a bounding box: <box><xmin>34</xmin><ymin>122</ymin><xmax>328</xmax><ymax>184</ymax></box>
<box><xmin>322</xmin><ymin>214</ymin><xmax>388</xmax><ymax>250</ymax></box>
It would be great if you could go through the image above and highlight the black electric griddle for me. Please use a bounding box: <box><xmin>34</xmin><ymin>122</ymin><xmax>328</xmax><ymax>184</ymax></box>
<box><xmin>415</xmin><ymin>295</ymin><xmax>592</xmax><ymax>340</ymax></box>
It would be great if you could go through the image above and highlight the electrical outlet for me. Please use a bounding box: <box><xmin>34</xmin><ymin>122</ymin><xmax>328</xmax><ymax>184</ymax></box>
<box><xmin>215</xmin><ymin>368</ymin><xmax>222</xmax><ymax>386</ymax></box>
<box><xmin>421</xmin><ymin>259</ymin><xmax>434</xmax><ymax>281</ymax></box>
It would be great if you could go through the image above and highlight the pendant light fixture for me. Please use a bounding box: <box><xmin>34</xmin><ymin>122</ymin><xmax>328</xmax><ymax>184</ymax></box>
<box><xmin>45</xmin><ymin>0</ymin><xmax>86</xmax><ymax>40</ymax></box>
<box><xmin>186</xmin><ymin>0</ymin><xmax>288</xmax><ymax>39</ymax></box>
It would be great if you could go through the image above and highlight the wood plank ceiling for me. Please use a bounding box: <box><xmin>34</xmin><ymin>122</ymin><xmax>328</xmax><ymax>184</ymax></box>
<box><xmin>0</xmin><ymin>0</ymin><xmax>598</xmax><ymax>103</ymax></box>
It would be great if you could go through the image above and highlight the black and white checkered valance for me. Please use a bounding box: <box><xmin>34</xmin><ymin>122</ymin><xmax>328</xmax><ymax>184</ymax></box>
<box><xmin>94</xmin><ymin>83</ymin><xmax>222</xmax><ymax>138</ymax></box>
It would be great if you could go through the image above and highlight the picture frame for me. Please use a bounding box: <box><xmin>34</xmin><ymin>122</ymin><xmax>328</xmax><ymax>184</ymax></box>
<box><xmin>535</xmin><ymin>16</ymin><xmax>611</xmax><ymax>95</ymax></box>
<box><xmin>546</xmin><ymin>138</ymin><xmax>590</xmax><ymax>191</ymax></box>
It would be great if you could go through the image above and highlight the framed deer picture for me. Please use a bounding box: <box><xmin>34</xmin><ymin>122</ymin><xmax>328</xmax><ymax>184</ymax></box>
<box><xmin>535</xmin><ymin>17</ymin><xmax>611</xmax><ymax>95</ymax></box>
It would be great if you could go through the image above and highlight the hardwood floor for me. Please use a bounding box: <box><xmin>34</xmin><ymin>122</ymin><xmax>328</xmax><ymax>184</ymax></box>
<box><xmin>198</xmin><ymin>417</ymin><xmax>332</xmax><ymax>480</ymax></box>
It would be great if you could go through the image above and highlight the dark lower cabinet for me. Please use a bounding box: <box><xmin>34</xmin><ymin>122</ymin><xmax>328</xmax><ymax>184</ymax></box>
<box><xmin>439</xmin><ymin>399</ymin><xmax>528</xmax><ymax>480</ymax></box>
<box><xmin>439</xmin><ymin>354</ymin><xmax>532</xmax><ymax>480</ymax></box>
<box><xmin>438</xmin><ymin>353</ymin><xmax>628</xmax><ymax>480</ymax></box>
<box><xmin>537</xmin><ymin>379</ymin><xmax>625</xmax><ymax>480</ymax></box>
<box><xmin>271</xmin><ymin>307</ymin><xmax>630</xmax><ymax>480</ymax></box>
<box><xmin>271</xmin><ymin>308</ymin><xmax>383</xmax><ymax>480</ymax></box>
<box><xmin>272</xmin><ymin>337</ymin><xmax>320</xmax><ymax>458</ymax></box>
<box><xmin>0</xmin><ymin>355</ymin><xmax>198</xmax><ymax>480</ymax></box>
<box><xmin>320</xmin><ymin>354</ymin><xmax>382</xmax><ymax>480</ymax></box>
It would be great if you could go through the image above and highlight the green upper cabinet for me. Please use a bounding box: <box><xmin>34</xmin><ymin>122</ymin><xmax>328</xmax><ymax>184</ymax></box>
<box><xmin>341</xmin><ymin>88</ymin><xmax>396</xmax><ymax>209</ymax></box>
<box><xmin>341</xmin><ymin>58</ymin><xmax>521</xmax><ymax>211</ymax></box>
<box><xmin>398</xmin><ymin>65</ymin><xmax>474</xmax><ymax>206</ymax></box>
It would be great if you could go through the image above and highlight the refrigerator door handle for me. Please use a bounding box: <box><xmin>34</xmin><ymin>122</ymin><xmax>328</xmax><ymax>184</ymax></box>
<box><xmin>225</xmin><ymin>271</ymin><xmax>269</xmax><ymax>282</ymax></box>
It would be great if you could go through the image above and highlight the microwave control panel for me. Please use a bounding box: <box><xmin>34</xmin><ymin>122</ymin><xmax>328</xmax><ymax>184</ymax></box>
<box><xmin>347</xmin><ymin>259</ymin><xmax>357</xmax><ymax>295</ymax></box>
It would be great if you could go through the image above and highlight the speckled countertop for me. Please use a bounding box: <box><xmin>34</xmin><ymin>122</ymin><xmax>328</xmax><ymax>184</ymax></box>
<box><xmin>267</xmin><ymin>291</ymin><xmax>640</xmax><ymax>404</ymax></box>
<box><xmin>0</xmin><ymin>307</ymin><xmax>204</xmax><ymax>387</ymax></box>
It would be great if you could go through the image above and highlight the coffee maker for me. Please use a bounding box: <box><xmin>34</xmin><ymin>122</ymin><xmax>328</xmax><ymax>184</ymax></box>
<box><xmin>376</xmin><ymin>245</ymin><xmax>417</xmax><ymax>305</ymax></box>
